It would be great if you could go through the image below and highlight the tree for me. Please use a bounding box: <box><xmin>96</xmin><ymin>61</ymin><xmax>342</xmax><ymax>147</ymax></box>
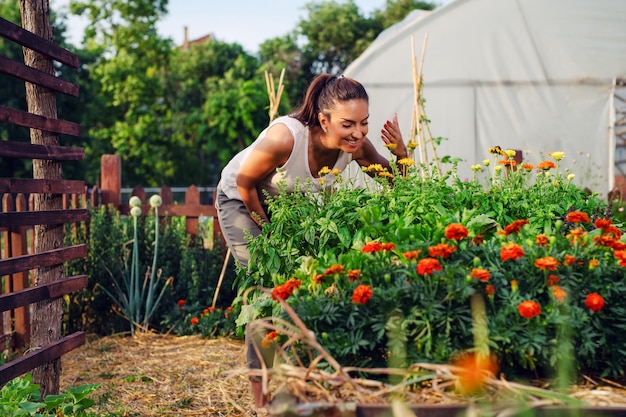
<box><xmin>373</xmin><ymin>0</ymin><xmax>437</xmax><ymax>30</ymax></box>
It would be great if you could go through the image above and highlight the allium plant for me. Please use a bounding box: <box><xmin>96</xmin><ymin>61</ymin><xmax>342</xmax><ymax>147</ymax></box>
<box><xmin>240</xmin><ymin>150</ymin><xmax>626</xmax><ymax>381</ymax></box>
<box><xmin>100</xmin><ymin>195</ymin><xmax>172</xmax><ymax>335</ymax></box>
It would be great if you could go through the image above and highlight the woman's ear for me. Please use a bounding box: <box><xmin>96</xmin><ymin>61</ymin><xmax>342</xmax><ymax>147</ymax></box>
<box><xmin>318</xmin><ymin>112</ymin><xmax>328</xmax><ymax>133</ymax></box>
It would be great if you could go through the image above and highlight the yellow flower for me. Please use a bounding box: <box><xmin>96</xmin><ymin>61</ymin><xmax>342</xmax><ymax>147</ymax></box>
<box><xmin>567</xmin><ymin>173</ymin><xmax>575</xmax><ymax>181</ymax></box>
<box><xmin>398</xmin><ymin>158</ymin><xmax>415</xmax><ymax>166</ymax></box>
<box><xmin>367</xmin><ymin>164</ymin><xmax>384</xmax><ymax>173</ymax></box>
<box><xmin>548</xmin><ymin>151</ymin><xmax>565</xmax><ymax>161</ymax></box>
<box><xmin>407</xmin><ymin>141</ymin><xmax>418</xmax><ymax>150</ymax></box>
<box><xmin>471</xmin><ymin>164</ymin><xmax>483</xmax><ymax>172</ymax></box>
<box><xmin>505</xmin><ymin>149</ymin><xmax>516</xmax><ymax>158</ymax></box>
<box><xmin>318</xmin><ymin>178</ymin><xmax>326</xmax><ymax>185</ymax></box>
<box><xmin>494</xmin><ymin>166</ymin><xmax>503</xmax><ymax>173</ymax></box>
<box><xmin>483</xmin><ymin>159</ymin><xmax>490</xmax><ymax>166</ymax></box>
<box><xmin>378</xmin><ymin>171</ymin><xmax>394</xmax><ymax>179</ymax></box>
<box><xmin>384</xmin><ymin>143</ymin><xmax>398</xmax><ymax>150</ymax></box>
<box><xmin>331</xmin><ymin>168</ymin><xmax>342</xmax><ymax>176</ymax></box>
<box><xmin>318</xmin><ymin>166</ymin><xmax>331</xmax><ymax>176</ymax></box>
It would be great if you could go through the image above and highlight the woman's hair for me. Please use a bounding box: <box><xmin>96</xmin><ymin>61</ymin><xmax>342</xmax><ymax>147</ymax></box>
<box><xmin>291</xmin><ymin>74</ymin><xmax>369</xmax><ymax>127</ymax></box>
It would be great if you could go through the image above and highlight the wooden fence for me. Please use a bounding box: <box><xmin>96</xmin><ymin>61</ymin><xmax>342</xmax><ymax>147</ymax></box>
<box><xmin>0</xmin><ymin>7</ymin><xmax>86</xmax><ymax>392</ymax></box>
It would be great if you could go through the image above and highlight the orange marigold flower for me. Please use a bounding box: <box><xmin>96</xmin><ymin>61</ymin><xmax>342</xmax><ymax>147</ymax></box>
<box><xmin>191</xmin><ymin>317</ymin><xmax>199</xmax><ymax>325</ymax></box>
<box><xmin>603</xmin><ymin>226</ymin><xmax>623</xmax><ymax>239</ymax></box>
<box><xmin>347</xmin><ymin>269</ymin><xmax>360</xmax><ymax>282</ymax></box>
<box><xmin>470</xmin><ymin>268</ymin><xmax>490</xmax><ymax>282</ymax></box>
<box><xmin>534</xmin><ymin>256</ymin><xmax>559</xmax><ymax>271</ymax></box>
<box><xmin>428</xmin><ymin>243</ymin><xmax>457</xmax><ymax>258</ymax></box>
<box><xmin>588</xmin><ymin>259</ymin><xmax>599</xmax><ymax>269</ymax></box>
<box><xmin>362</xmin><ymin>242</ymin><xmax>383</xmax><ymax>253</ymax></box>
<box><xmin>382</xmin><ymin>242</ymin><xmax>396</xmax><ymax>251</ymax></box>
<box><xmin>594</xmin><ymin>235</ymin><xmax>618</xmax><ymax>248</ymax></box>
<box><xmin>566</xmin><ymin>227</ymin><xmax>586</xmax><ymax>244</ymax></box>
<box><xmin>177</xmin><ymin>299</ymin><xmax>186</xmax><ymax>307</ymax></box>
<box><xmin>261</xmin><ymin>331</ymin><xmax>279</xmax><ymax>349</ymax></box>
<box><xmin>522</xmin><ymin>163</ymin><xmax>535</xmax><ymax>172</ymax></box>
<box><xmin>352</xmin><ymin>285</ymin><xmax>373</xmax><ymax>304</ymax></box>
<box><xmin>271</xmin><ymin>278</ymin><xmax>302</xmax><ymax>301</ymax></box>
<box><xmin>324</xmin><ymin>264</ymin><xmax>344</xmax><ymax>276</ymax></box>
<box><xmin>472</xmin><ymin>235</ymin><xmax>485</xmax><ymax>245</ymax></box>
<box><xmin>565</xmin><ymin>211</ymin><xmax>591</xmax><ymax>223</ymax></box>
<box><xmin>485</xmin><ymin>284</ymin><xmax>495</xmax><ymax>297</ymax></box>
<box><xmin>585</xmin><ymin>293</ymin><xmax>605</xmax><ymax>313</ymax></box>
<box><xmin>500</xmin><ymin>242</ymin><xmax>525</xmax><ymax>262</ymax></box>
<box><xmin>403</xmin><ymin>250</ymin><xmax>421</xmax><ymax>260</ymax></box>
<box><xmin>313</xmin><ymin>274</ymin><xmax>325</xmax><ymax>285</ymax></box>
<box><xmin>537</xmin><ymin>160</ymin><xmax>556</xmax><ymax>170</ymax></box>
<box><xmin>535</xmin><ymin>234</ymin><xmax>549</xmax><ymax>246</ymax></box>
<box><xmin>518</xmin><ymin>300</ymin><xmax>541</xmax><ymax>319</ymax></box>
<box><xmin>546</xmin><ymin>274</ymin><xmax>560</xmax><ymax>286</ymax></box>
<box><xmin>563</xmin><ymin>254</ymin><xmax>577</xmax><ymax>267</ymax></box>
<box><xmin>445</xmin><ymin>223</ymin><xmax>469</xmax><ymax>240</ymax></box>
<box><xmin>417</xmin><ymin>258</ymin><xmax>443</xmax><ymax>276</ymax></box>
<box><xmin>498</xmin><ymin>159</ymin><xmax>517</xmax><ymax>167</ymax></box>
<box><xmin>594</xmin><ymin>218</ymin><xmax>613</xmax><ymax>230</ymax></box>
<box><xmin>610</xmin><ymin>240</ymin><xmax>626</xmax><ymax>250</ymax></box>
<box><xmin>503</xmin><ymin>219</ymin><xmax>529</xmax><ymax>236</ymax></box>
<box><xmin>614</xmin><ymin>250</ymin><xmax>626</xmax><ymax>267</ymax></box>
<box><xmin>452</xmin><ymin>352</ymin><xmax>499</xmax><ymax>395</ymax></box>
<box><xmin>551</xmin><ymin>285</ymin><xmax>567</xmax><ymax>302</ymax></box>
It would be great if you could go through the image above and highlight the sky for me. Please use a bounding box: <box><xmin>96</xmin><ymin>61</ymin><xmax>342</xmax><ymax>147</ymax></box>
<box><xmin>50</xmin><ymin>0</ymin><xmax>424</xmax><ymax>54</ymax></box>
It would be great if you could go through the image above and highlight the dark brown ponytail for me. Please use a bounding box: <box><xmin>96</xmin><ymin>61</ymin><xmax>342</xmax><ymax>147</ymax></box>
<box><xmin>291</xmin><ymin>74</ymin><xmax>368</xmax><ymax>127</ymax></box>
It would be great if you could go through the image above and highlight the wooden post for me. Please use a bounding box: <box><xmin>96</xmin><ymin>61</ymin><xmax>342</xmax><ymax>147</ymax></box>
<box><xmin>21</xmin><ymin>0</ymin><xmax>64</xmax><ymax>396</ymax></box>
<box><xmin>101</xmin><ymin>154</ymin><xmax>122</xmax><ymax>209</ymax></box>
<box><xmin>12</xmin><ymin>194</ymin><xmax>30</xmax><ymax>349</ymax></box>
<box><xmin>185</xmin><ymin>185</ymin><xmax>200</xmax><ymax>240</ymax></box>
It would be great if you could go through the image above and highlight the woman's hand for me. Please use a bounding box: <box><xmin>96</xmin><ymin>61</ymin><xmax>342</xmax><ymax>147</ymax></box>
<box><xmin>380</xmin><ymin>113</ymin><xmax>407</xmax><ymax>159</ymax></box>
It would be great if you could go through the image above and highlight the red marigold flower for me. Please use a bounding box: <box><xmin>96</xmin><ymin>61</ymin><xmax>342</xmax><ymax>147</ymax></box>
<box><xmin>191</xmin><ymin>317</ymin><xmax>199</xmax><ymax>325</ymax></box>
<box><xmin>177</xmin><ymin>299</ymin><xmax>186</xmax><ymax>307</ymax></box>
<box><xmin>594</xmin><ymin>235</ymin><xmax>618</xmax><ymax>248</ymax></box>
<box><xmin>611</xmin><ymin>240</ymin><xmax>626</xmax><ymax>250</ymax></box>
<box><xmin>534</xmin><ymin>256</ymin><xmax>559</xmax><ymax>271</ymax></box>
<box><xmin>403</xmin><ymin>250</ymin><xmax>421</xmax><ymax>260</ymax></box>
<box><xmin>485</xmin><ymin>284</ymin><xmax>495</xmax><ymax>297</ymax></box>
<box><xmin>518</xmin><ymin>300</ymin><xmax>541</xmax><ymax>319</ymax></box>
<box><xmin>347</xmin><ymin>269</ymin><xmax>360</xmax><ymax>282</ymax></box>
<box><xmin>585</xmin><ymin>293</ymin><xmax>605</xmax><ymax>313</ymax></box>
<box><xmin>470</xmin><ymin>268</ymin><xmax>490</xmax><ymax>282</ymax></box>
<box><xmin>472</xmin><ymin>235</ymin><xmax>485</xmax><ymax>246</ymax></box>
<box><xmin>381</xmin><ymin>242</ymin><xmax>396</xmax><ymax>251</ymax></box>
<box><xmin>551</xmin><ymin>285</ymin><xmax>567</xmax><ymax>302</ymax></box>
<box><xmin>563</xmin><ymin>254</ymin><xmax>577</xmax><ymax>267</ymax></box>
<box><xmin>445</xmin><ymin>223</ymin><xmax>469</xmax><ymax>240</ymax></box>
<box><xmin>261</xmin><ymin>331</ymin><xmax>279</xmax><ymax>349</ymax></box>
<box><xmin>324</xmin><ymin>264</ymin><xmax>344</xmax><ymax>276</ymax></box>
<box><xmin>313</xmin><ymin>274</ymin><xmax>325</xmax><ymax>285</ymax></box>
<box><xmin>594</xmin><ymin>218</ymin><xmax>613</xmax><ymax>230</ymax></box>
<box><xmin>614</xmin><ymin>250</ymin><xmax>626</xmax><ymax>267</ymax></box>
<box><xmin>362</xmin><ymin>242</ymin><xmax>383</xmax><ymax>253</ymax></box>
<box><xmin>271</xmin><ymin>278</ymin><xmax>301</xmax><ymax>301</ymax></box>
<box><xmin>537</xmin><ymin>160</ymin><xmax>556</xmax><ymax>170</ymax></box>
<box><xmin>535</xmin><ymin>234</ymin><xmax>549</xmax><ymax>247</ymax></box>
<box><xmin>500</xmin><ymin>242</ymin><xmax>525</xmax><ymax>262</ymax></box>
<box><xmin>352</xmin><ymin>284</ymin><xmax>373</xmax><ymax>304</ymax></box>
<box><xmin>452</xmin><ymin>352</ymin><xmax>499</xmax><ymax>395</ymax></box>
<box><xmin>546</xmin><ymin>274</ymin><xmax>560</xmax><ymax>286</ymax></box>
<box><xmin>503</xmin><ymin>219</ymin><xmax>529</xmax><ymax>236</ymax></box>
<box><xmin>565</xmin><ymin>211</ymin><xmax>591</xmax><ymax>223</ymax></box>
<box><xmin>428</xmin><ymin>243</ymin><xmax>457</xmax><ymax>258</ymax></box>
<box><xmin>417</xmin><ymin>258</ymin><xmax>443</xmax><ymax>276</ymax></box>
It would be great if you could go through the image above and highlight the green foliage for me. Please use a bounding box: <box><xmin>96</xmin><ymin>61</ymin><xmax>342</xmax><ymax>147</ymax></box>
<box><xmin>243</xmin><ymin>153</ymin><xmax>626</xmax><ymax>380</ymax></box>
<box><xmin>0</xmin><ymin>373</ymin><xmax>100</xmax><ymax>417</ymax></box>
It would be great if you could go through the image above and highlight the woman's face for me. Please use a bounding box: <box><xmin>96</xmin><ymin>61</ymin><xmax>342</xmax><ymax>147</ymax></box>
<box><xmin>319</xmin><ymin>99</ymin><xmax>369</xmax><ymax>153</ymax></box>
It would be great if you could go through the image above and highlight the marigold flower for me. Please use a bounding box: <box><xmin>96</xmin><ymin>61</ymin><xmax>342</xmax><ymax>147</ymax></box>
<box><xmin>417</xmin><ymin>258</ymin><xmax>442</xmax><ymax>276</ymax></box>
<box><xmin>588</xmin><ymin>259</ymin><xmax>599</xmax><ymax>269</ymax></box>
<box><xmin>594</xmin><ymin>218</ymin><xmax>613</xmax><ymax>230</ymax></box>
<box><xmin>565</xmin><ymin>211</ymin><xmax>590</xmax><ymax>223</ymax></box>
<box><xmin>271</xmin><ymin>278</ymin><xmax>302</xmax><ymax>301</ymax></box>
<box><xmin>563</xmin><ymin>255</ymin><xmax>577</xmax><ymax>267</ymax></box>
<box><xmin>518</xmin><ymin>300</ymin><xmax>541</xmax><ymax>319</ymax></box>
<box><xmin>445</xmin><ymin>223</ymin><xmax>469</xmax><ymax>240</ymax></box>
<box><xmin>177</xmin><ymin>299</ymin><xmax>186</xmax><ymax>307</ymax></box>
<box><xmin>500</xmin><ymin>242</ymin><xmax>525</xmax><ymax>262</ymax></box>
<box><xmin>546</xmin><ymin>275</ymin><xmax>560</xmax><ymax>286</ymax></box>
<box><xmin>566</xmin><ymin>227</ymin><xmax>586</xmax><ymax>245</ymax></box>
<box><xmin>403</xmin><ymin>250</ymin><xmax>421</xmax><ymax>260</ymax></box>
<box><xmin>362</xmin><ymin>242</ymin><xmax>395</xmax><ymax>253</ymax></box>
<box><xmin>537</xmin><ymin>160</ymin><xmax>556</xmax><ymax>170</ymax></box>
<box><xmin>522</xmin><ymin>163</ymin><xmax>534</xmax><ymax>172</ymax></box>
<box><xmin>535</xmin><ymin>234</ymin><xmax>549</xmax><ymax>247</ymax></box>
<box><xmin>585</xmin><ymin>293</ymin><xmax>605</xmax><ymax>313</ymax></box>
<box><xmin>191</xmin><ymin>317</ymin><xmax>199</xmax><ymax>325</ymax></box>
<box><xmin>352</xmin><ymin>284</ymin><xmax>373</xmax><ymax>304</ymax></box>
<box><xmin>261</xmin><ymin>331</ymin><xmax>278</xmax><ymax>349</ymax></box>
<box><xmin>503</xmin><ymin>219</ymin><xmax>529</xmax><ymax>236</ymax></box>
<box><xmin>313</xmin><ymin>274</ymin><xmax>325</xmax><ymax>284</ymax></box>
<box><xmin>470</xmin><ymin>268</ymin><xmax>490</xmax><ymax>282</ymax></box>
<box><xmin>347</xmin><ymin>269</ymin><xmax>360</xmax><ymax>282</ymax></box>
<box><xmin>614</xmin><ymin>250</ymin><xmax>626</xmax><ymax>267</ymax></box>
<box><xmin>428</xmin><ymin>243</ymin><xmax>457</xmax><ymax>258</ymax></box>
<box><xmin>534</xmin><ymin>256</ymin><xmax>559</xmax><ymax>271</ymax></box>
<box><xmin>551</xmin><ymin>285</ymin><xmax>567</xmax><ymax>302</ymax></box>
<box><xmin>452</xmin><ymin>352</ymin><xmax>499</xmax><ymax>395</ymax></box>
<box><xmin>485</xmin><ymin>284</ymin><xmax>495</xmax><ymax>297</ymax></box>
<box><xmin>324</xmin><ymin>264</ymin><xmax>344</xmax><ymax>276</ymax></box>
<box><xmin>498</xmin><ymin>159</ymin><xmax>517</xmax><ymax>167</ymax></box>
<box><xmin>472</xmin><ymin>235</ymin><xmax>485</xmax><ymax>245</ymax></box>
<box><xmin>548</xmin><ymin>151</ymin><xmax>565</xmax><ymax>161</ymax></box>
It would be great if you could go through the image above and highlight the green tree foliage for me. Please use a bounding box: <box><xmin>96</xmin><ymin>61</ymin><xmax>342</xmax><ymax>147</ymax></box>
<box><xmin>373</xmin><ymin>0</ymin><xmax>437</xmax><ymax>30</ymax></box>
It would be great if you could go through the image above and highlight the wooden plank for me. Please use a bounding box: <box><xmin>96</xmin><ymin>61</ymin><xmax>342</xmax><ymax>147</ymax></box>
<box><xmin>0</xmin><ymin>141</ymin><xmax>84</xmax><ymax>160</ymax></box>
<box><xmin>0</xmin><ymin>106</ymin><xmax>81</xmax><ymax>136</ymax></box>
<box><xmin>0</xmin><ymin>178</ymin><xmax>85</xmax><ymax>194</ymax></box>
<box><xmin>0</xmin><ymin>17</ymin><xmax>79</xmax><ymax>68</ymax></box>
<box><xmin>0</xmin><ymin>208</ymin><xmax>88</xmax><ymax>227</ymax></box>
<box><xmin>0</xmin><ymin>245</ymin><xmax>87</xmax><ymax>277</ymax></box>
<box><xmin>0</xmin><ymin>275</ymin><xmax>87</xmax><ymax>313</ymax></box>
<box><xmin>0</xmin><ymin>56</ymin><xmax>79</xmax><ymax>97</ymax></box>
<box><xmin>0</xmin><ymin>332</ymin><xmax>85</xmax><ymax>386</ymax></box>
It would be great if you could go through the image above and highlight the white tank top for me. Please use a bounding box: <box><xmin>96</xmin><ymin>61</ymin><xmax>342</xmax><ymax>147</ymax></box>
<box><xmin>218</xmin><ymin>115</ymin><xmax>352</xmax><ymax>201</ymax></box>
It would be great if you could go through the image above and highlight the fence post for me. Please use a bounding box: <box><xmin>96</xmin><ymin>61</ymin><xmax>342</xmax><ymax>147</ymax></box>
<box><xmin>185</xmin><ymin>185</ymin><xmax>200</xmax><ymax>240</ymax></box>
<box><xmin>101</xmin><ymin>154</ymin><xmax>121</xmax><ymax>209</ymax></box>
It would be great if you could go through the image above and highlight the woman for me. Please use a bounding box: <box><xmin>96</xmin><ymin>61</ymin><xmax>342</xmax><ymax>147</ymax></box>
<box><xmin>215</xmin><ymin>73</ymin><xmax>407</xmax><ymax>410</ymax></box>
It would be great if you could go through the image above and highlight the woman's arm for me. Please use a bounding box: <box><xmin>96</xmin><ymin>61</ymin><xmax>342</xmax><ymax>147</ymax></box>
<box><xmin>236</xmin><ymin>123</ymin><xmax>294</xmax><ymax>225</ymax></box>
